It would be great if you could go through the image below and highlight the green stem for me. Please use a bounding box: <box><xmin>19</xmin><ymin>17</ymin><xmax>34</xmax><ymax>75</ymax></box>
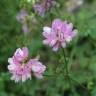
<box><xmin>44</xmin><ymin>74</ymin><xmax>56</xmax><ymax>77</ymax></box>
<box><xmin>62</xmin><ymin>48</ymin><xmax>69</xmax><ymax>75</ymax></box>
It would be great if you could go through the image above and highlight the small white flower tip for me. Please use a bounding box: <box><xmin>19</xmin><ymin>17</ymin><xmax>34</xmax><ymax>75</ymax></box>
<box><xmin>43</xmin><ymin>27</ymin><xmax>51</xmax><ymax>32</ymax></box>
<box><xmin>15</xmin><ymin>48</ymin><xmax>23</xmax><ymax>56</ymax></box>
<box><xmin>8</xmin><ymin>58</ymin><xmax>13</xmax><ymax>64</ymax></box>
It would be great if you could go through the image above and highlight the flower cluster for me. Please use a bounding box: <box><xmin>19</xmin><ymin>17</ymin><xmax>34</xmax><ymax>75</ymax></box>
<box><xmin>42</xmin><ymin>19</ymin><xmax>78</xmax><ymax>51</ymax></box>
<box><xmin>16</xmin><ymin>9</ymin><xmax>30</xmax><ymax>33</ymax></box>
<box><xmin>8</xmin><ymin>47</ymin><xmax>46</xmax><ymax>82</ymax></box>
<box><xmin>33</xmin><ymin>3</ymin><xmax>45</xmax><ymax>17</ymax></box>
<box><xmin>33</xmin><ymin>0</ymin><xmax>56</xmax><ymax>16</ymax></box>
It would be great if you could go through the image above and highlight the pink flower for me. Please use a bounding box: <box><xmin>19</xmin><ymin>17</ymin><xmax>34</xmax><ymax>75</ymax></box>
<box><xmin>42</xmin><ymin>19</ymin><xmax>78</xmax><ymax>51</ymax></box>
<box><xmin>33</xmin><ymin>4</ymin><xmax>45</xmax><ymax>17</ymax></box>
<box><xmin>33</xmin><ymin>0</ymin><xmax>56</xmax><ymax>16</ymax></box>
<box><xmin>16</xmin><ymin>9</ymin><xmax>30</xmax><ymax>33</ymax></box>
<box><xmin>29</xmin><ymin>59</ymin><xmax>46</xmax><ymax>79</ymax></box>
<box><xmin>8</xmin><ymin>47</ymin><xmax>46</xmax><ymax>82</ymax></box>
<box><xmin>16</xmin><ymin>9</ymin><xmax>28</xmax><ymax>23</ymax></box>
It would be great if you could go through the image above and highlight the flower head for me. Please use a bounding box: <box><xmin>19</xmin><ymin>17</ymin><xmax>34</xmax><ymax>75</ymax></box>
<box><xmin>8</xmin><ymin>47</ymin><xmax>46</xmax><ymax>82</ymax></box>
<box><xmin>16</xmin><ymin>9</ymin><xmax>28</xmax><ymax>23</ymax></box>
<box><xmin>42</xmin><ymin>19</ymin><xmax>78</xmax><ymax>51</ymax></box>
<box><xmin>33</xmin><ymin>0</ymin><xmax>56</xmax><ymax>16</ymax></box>
<box><xmin>16</xmin><ymin>9</ymin><xmax>30</xmax><ymax>33</ymax></box>
<box><xmin>33</xmin><ymin>4</ymin><xmax>45</xmax><ymax>17</ymax></box>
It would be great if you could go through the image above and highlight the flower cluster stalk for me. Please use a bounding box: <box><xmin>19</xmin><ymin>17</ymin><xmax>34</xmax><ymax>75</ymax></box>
<box><xmin>62</xmin><ymin>48</ymin><xmax>69</xmax><ymax>76</ymax></box>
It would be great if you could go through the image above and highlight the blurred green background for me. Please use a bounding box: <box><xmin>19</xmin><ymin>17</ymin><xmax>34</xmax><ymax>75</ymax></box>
<box><xmin>0</xmin><ymin>0</ymin><xmax>96</xmax><ymax>96</ymax></box>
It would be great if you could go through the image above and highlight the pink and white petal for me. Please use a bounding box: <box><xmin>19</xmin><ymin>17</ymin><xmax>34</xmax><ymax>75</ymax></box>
<box><xmin>32</xmin><ymin>62</ymin><xmax>46</xmax><ymax>73</ymax></box>
<box><xmin>43</xmin><ymin>27</ymin><xmax>51</xmax><ymax>38</ymax></box>
<box><xmin>43</xmin><ymin>27</ymin><xmax>51</xmax><ymax>33</ymax></box>
<box><xmin>65</xmin><ymin>36</ymin><xmax>72</xmax><ymax>43</ymax></box>
<box><xmin>50</xmin><ymin>39</ymin><xmax>57</xmax><ymax>47</ymax></box>
<box><xmin>42</xmin><ymin>32</ymin><xmax>51</xmax><ymax>38</ymax></box>
<box><xmin>11</xmin><ymin>75</ymin><xmax>20</xmax><ymax>83</ymax></box>
<box><xmin>61</xmin><ymin>42</ymin><xmax>66</xmax><ymax>48</ymax></box>
<box><xmin>14</xmin><ymin>48</ymin><xmax>23</xmax><ymax>56</ymax></box>
<box><xmin>8</xmin><ymin>58</ymin><xmax>14</xmax><ymax>65</ymax></box>
<box><xmin>72</xmin><ymin>29</ymin><xmax>78</xmax><ymax>37</ymax></box>
<box><xmin>52</xmin><ymin>43</ymin><xmax>59</xmax><ymax>51</ymax></box>
<box><xmin>43</xmin><ymin>39</ymin><xmax>50</xmax><ymax>45</ymax></box>
<box><xmin>26</xmin><ymin>73</ymin><xmax>31</xmax><ymax>80</ymax></box>
<box><xmin>67</xmin><ymin>23</ymin><xmax>73</xmax><ymax>31</ymax></box>
<box><xmin>22</xmin><ymin>75</ymin><xmax>27</xmax><ymax>82</ymax></box>
<box><xmin>13</xmin><ymin>57</ymin><xmax>20</xmax><ymax>65</ymax></box>
<box><xmin>61</xmin><ymin>21</ymin><xmax>67</xmax><ymax>32</ymax></box>
<box><xmin>8</xmin><ymin>64</ymin><xmax>16</xmax><ymax>71</ymax></box>
<box><xmin>22</xmin><ymin>47</ymin><xmax>29</xmax><ymax>58</ymax></box>
<box><xmin>34</xmin><ymin>73</ymin><xmax>43</xmax><ymax>79</ymax></box>
<box><xmin>52</xmin><ymin>19</ymin><xmax>62</xmax><ymax>30</ymax></box>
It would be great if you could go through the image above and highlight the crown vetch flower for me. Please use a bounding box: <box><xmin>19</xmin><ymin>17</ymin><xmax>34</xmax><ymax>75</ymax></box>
<box><xmin>8</xmin><ymin>47</ymin><xmax>46</xmax><ymax>82</ymax></box>
<box><xmin>16</xmin><ymin>9</ymin><xmax>30</xmax><ymax>33</ymax></box>
<box><xmin>33</xmin><ymin>0</ymin><xmax>56</xmax><ymax>16</ymax></box>
<box><xmin>16</xmin><ymin>9</ymin><xmax>28</xmax><ymax>23</ymax></box>
<box><xmin>42</xmin><ymin>19</ymin><xmax>78</xmax><ymax>51</ymax></box>
<box><xmin>33</xmin><ymin>4</ymin><xmax>45</xmax><ymax>17</ymax></box>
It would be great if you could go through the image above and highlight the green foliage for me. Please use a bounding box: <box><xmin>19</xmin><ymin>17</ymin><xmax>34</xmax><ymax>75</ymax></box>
<box><xmin>0</xmin><ymin>0</ymin><xmax>96</xmax><ymax>96</ymax></box>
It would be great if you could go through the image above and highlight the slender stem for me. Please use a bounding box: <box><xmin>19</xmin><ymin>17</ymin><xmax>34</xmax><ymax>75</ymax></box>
<box><xmin>44</xmin><ymin>74</ymin><xmax>56</xmax><ymax>77</ymax></box>
<box><xmin>44</xmin><ymin>73</ymin><xmax>69</xmax><ymax>77</ymax></box>
<box><xmin>62</xmin><ymin>48</ymin><xmax>69</xmax><ymax>75</ymax></box>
